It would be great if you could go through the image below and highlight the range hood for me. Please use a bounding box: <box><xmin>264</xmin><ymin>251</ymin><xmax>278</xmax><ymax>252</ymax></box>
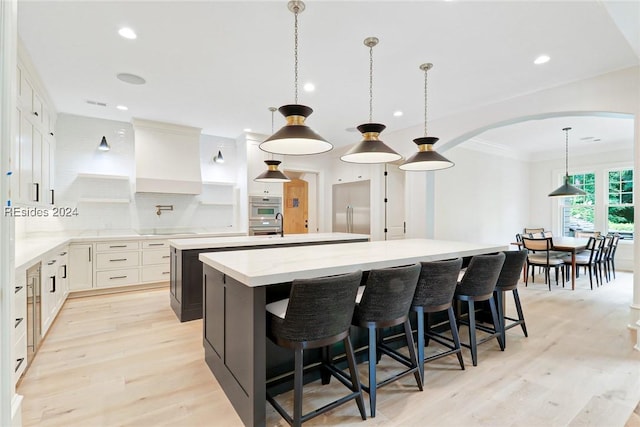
<box><xmin>133</xmin><ymin>118</ymin><xmax>203</xmax><ymax>194</ymax></box>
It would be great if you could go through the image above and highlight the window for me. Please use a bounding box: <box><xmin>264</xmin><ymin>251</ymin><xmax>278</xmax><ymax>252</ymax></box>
<box><xmin>562</xmin><ymin>172</ymin><xmax>596</xmax><ymax>237</ymax></box>
<box><xmin>608</xmin><ymin>169</ymin><xmax>634</xmax><ymax>239</ymax></box>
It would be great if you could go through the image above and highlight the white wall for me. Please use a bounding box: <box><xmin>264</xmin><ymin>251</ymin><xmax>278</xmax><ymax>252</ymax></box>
<box><xmin>20</xmin><ymin>114</ymin><xmax>241</xmax><ymax>234</ymax></box>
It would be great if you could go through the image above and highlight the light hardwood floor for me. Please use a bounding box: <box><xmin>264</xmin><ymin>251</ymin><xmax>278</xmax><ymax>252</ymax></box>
<box><xmin>18</xmin><ymin>272</ymin><xmax>640</xmax><ymax>427</ymax></box>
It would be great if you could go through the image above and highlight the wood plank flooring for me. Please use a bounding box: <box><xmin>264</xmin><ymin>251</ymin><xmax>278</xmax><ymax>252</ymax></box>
<box><xmin>18</xmin><ymin>273</ymin><xmax>640</xmax><ymax>427</ymax></box>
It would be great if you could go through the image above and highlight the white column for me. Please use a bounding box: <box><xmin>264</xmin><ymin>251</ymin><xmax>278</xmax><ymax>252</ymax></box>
<box><xmin>0</xmin><ymin>0</ymin><xmax>18</xmax><ymax>424</ymax></box>
<box><xmin>633</xmin><ymin>104</ymin><xmax>640</xmax><ymax>350</ymax></box>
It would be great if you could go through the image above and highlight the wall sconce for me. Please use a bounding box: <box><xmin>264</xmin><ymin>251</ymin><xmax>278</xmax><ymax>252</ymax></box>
<box><xmin>212</xmin><ymin>150</ymin><xmax>224</xmax><ymax>163</ymax></box>
<box><xmin>98</xmin><ymin>136</ymin><xmax>110</xmax><ymax>151</ymax></box>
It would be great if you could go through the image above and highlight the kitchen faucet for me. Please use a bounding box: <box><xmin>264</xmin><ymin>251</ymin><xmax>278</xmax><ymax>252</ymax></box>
<box><xmin>275</xmin><ymin>212</ymin><xmax>284</xmax><ymax>237</ymax></box>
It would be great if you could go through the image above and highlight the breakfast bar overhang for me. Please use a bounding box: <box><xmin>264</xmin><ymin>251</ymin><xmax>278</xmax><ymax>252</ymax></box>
<box><xmin>199</xmin><ymin>239</ymin><xmax>508</xmax><ymax>427</ymax></box>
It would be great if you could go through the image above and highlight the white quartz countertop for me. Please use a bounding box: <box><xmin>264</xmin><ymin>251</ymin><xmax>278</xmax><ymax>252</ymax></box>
<box><xmin>168</xmin><ymin>232</ymin><xmax>369</xmax><ymax>250</ymax></box>
<box><xmin>14</xmin><ymin>229</ymin><xmax>243</xmax><ymax>271</ymax></box>
<box><xmin>199</xmin><ymin>238</ymin><xmax>508</xmax><ymax>287</ymax></box>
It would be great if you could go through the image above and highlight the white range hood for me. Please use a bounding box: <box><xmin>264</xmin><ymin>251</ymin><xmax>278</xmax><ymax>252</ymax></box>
<box><xmin>133</xmin><ymin>118</ymin><xmax>203</xmax><ymax>195</ymax></box>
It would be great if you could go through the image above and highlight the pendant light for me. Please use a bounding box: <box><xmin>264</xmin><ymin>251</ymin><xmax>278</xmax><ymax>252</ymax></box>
<box><xmin>341</xmin><ymin>37</ymin><xmax>401</xmax><ymax>164</ymax></box>
<box><xmin>255</xmin><ymin>107</ymin><xmax>291</xmax><ymax>183</ymax></box>
<box><xmin>548</xmin><ymin>127</ymin><xmax>586</xmax><ymax>197</ymax></box>
<box><xmin>98</xmin><ymin>136</ymin><xmax>110</xmax><ymax>151</ymax></box>
<box><xmin>399</xmin><ymin>63</ymin><xmax>454</xmax><ymax>171</ymax></box>
<box><xmin>259</xmin><ymin>1</ymin><xmax>332</xmax><ymax>156</ymax></box>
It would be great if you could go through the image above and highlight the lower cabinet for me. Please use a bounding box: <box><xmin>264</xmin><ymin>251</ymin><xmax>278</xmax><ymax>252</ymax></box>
<box><xmin>69</xmin><ymin>243</ymin><xmax>93</xmax><ymax>290</ymax></box>
<box><xmin>40</xmin><ymin>245</ymin><xmax>69</xmax><ymax>336</ymax></box>
<box><xmin>13</xmin><ymin>268</ymin><xmax>27</xmax><ymax>386</ymax></box>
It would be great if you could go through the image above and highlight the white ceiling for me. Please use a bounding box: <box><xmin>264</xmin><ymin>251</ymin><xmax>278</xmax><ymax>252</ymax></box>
<box><xmin>16</xmin><ymin>1</ymin><xmax>639</xmax><ymax>156</ymax></box>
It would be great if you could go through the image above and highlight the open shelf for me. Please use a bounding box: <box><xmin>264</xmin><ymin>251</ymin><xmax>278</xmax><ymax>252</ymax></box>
<box><xmin>78</xmin><ymin>198</ymin><xmax>130</xmax><ymax>204</ymax></box>
<box><xmin>199</xmin><ymin>201</ymin><xmax>234</xmax><ymax>206</ymax></box>
<box><xmin>202</xmin><ymin>180</ymin><xmax>236</xmax><ymax>186</ymax></box>
<box><xmin>77</xmin><ymin>173</ymin><xmax>130</xmax><ymax>181</ymax></box>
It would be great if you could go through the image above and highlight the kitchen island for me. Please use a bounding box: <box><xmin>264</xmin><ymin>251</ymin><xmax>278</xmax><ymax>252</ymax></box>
<box><xmin>199</xmin><ymin>238</ymin><xmax>507</xmax><ymax>427</ymax></box>
<box><xmin>168</xmin><ymin>233</ymin><xmax>369</xmax><ymax>321</ymax></box>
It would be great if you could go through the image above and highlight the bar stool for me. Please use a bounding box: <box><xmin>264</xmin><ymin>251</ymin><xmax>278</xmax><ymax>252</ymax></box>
<box><xmin>351</xmin><ymin>263</ymin><xmax>422</xmax><ymax>417</ymax></box>
<box><xmin>265</xmin><ymin>270</ymin><xmax>366</xmax><ymax>427</ymax></box>
<box><xmin>411</xmin><ymin>258</ymin><xmax>465</xmax><ymax>383</ymax></box>
<box><xmin>494</xmin><ymin>250</ymin><xmax>528</xmax><ymax>349</ymax></box>
<box><xmin>455</xmin><ymin>252</ymin><xmax>505</xmax><ymax>366</ymax></box>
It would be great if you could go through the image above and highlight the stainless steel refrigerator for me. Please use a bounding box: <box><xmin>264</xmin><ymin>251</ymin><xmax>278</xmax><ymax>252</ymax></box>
<box><xmin>332</xmin><ymin>180</ymin><xmax>371</xmax><ymax>234</ymax></box>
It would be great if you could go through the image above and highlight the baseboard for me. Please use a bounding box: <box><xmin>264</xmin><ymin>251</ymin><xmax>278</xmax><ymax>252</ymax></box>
<box><xmin>67</xmin><ymin>282</ymin><xmax>168</xmax><ymax>299</ymax></box>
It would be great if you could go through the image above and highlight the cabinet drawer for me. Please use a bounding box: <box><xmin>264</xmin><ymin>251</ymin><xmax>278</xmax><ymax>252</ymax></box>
<box><xmin>142</xmin><ymin>240</ymin><xmax>169</xmax><ymax>249</ymax></box>
<box><xmin>142</xmin><ymin>265</ymin><xmax>171</xmax><ymax>283</ymax></box>
<box><xmin>96</xmin><ymin>241</ymin><xmax>139</xmax><ymax>252</ymax></box>
<box><xmin>96</xmin><ymin>269</ymin><xmax>140</xmax><ymax>288</ymax></box>
<box><xmin>142</xmin><ymin>249</ymin><xmax>170</xmax><ymax>266</ymax></box>
<box><xmin>96</xmin><ymin>251</ymin><xmax>139</xmax><ymax>269</ymax></box>
<box><xmin>13</xmin><ymin>333</ymin><xmax>27</xmax><ymax>385</ymax></box>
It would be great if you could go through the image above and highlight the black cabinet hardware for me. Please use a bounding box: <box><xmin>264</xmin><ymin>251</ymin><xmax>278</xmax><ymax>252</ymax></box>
<box><xmin>14</xmin><ymin>286</ymin><xmax>23</xmax><ymax>294</ymax></box>
<box><xmin>15</xmin><ymin>317</ymin><xmax>24</xmax><ymax>328</ymax></box>
<box><xmin>15</xmin><ymin>358</ymin><xmax>25</xmax><ymax>373</ymax></box>
<box><xmin>109</xmin><ymin>275</ymin><xmax>127</xmax><ymax>280</ymax></box>
<box><xmin>50</xmin><ymin>275</ymin><xmax>56</xmax><ymax>293</ymax></box>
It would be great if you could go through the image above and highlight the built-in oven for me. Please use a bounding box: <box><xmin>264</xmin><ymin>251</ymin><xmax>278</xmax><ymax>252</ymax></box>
<box><xmin>249</xmin><ymin>196</ymin><xmax>282</xmax><ymax>236</ymax></box>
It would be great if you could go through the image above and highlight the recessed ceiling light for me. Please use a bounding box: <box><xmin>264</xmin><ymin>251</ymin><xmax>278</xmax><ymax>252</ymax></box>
<box><xmin>117</xmin><ymin>73</ymin><xmax>146</xmax><ymax>85</ymax></box>
<box><xmin>303</xmin><ymin>82</ymin><xmax>315</xmax><ymax>92</ymax></box>
<box><xmin>534</xmin><ymin>55</ymin><xmax>550</xmax><ymax>65</ymax></box>
<box><xmin>116</xmin><ymin>105</ymin><xmax>128</xmax><ymax>111</ymax></box>
<box><xmin>393</xmin><ymin>110</ymin><xmax>403</xmax><ymax>117</ymax></box>
<box><xmin>118</xmin><ymin>27</ymin><xmax>137</xmax><ymax>40</ymax></box>
<box><xmin>243</xmin><ymin>128</ymin><xmax>252</xmax><ymax>132</ymax></box>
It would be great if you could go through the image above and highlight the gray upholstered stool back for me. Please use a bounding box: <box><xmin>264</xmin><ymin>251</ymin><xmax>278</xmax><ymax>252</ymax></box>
<box><xmin>274</xmin><ymin>270</ymin><xmax>362</xmax><ymax>343</ymax></box>
<box><xmin>458</xmin><ymin>253</ymin><xmax>506</xmax><ymax>297</ymax></box>
<box><xmin>412</xmin><ymin>258</ymin><xmax>463</xmax><ymax>311</ymax></box>
<box><xmin>354</xmin><ymin>263</ymin><xmax>421</xmax><ymax>326</ymax></box>
<box><xmin>495</xmin><ymin>250</ymin><xmax>527</xmax><ymax>291</ymax></box>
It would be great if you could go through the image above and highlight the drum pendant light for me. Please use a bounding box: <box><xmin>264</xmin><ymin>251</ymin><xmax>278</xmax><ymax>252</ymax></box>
<box><xmin>399</xmin><ymin>63</ymin><xmax>454</xmax><ymax>171</ymax></box>
<box><xmin>259</xmin><ymin>1</ymin><xmax>332</xmax><ymax>156</ymax></box>
<box><xmin>255</xmin><ymin>107</ymin><xmax>291</xmax><ymax>182</ymax></box>
<box><xmin>341</xmin><ymin>37</ymin><xmax>401</xmax><ymax>164</ymax></box>
<box><xmin>548</xmin><ymin>127</ymin><xmax>586</xmax><ymax>197</ymax></box>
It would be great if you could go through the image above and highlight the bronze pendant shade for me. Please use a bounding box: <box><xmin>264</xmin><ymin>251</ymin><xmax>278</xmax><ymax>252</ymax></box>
<box><xmin>254</xmin><ymin>160</ymin><xmax>291</xmax><ymax>183</ymax></box>
<box><xmin>400</xmin><ymin>137</ymin><xmax>453</xmax><ymax>171</ymax></box>
<box><xmin>260</xmin><ymin>104</ymin><xmax>332</xmax><ymax>155</ymax></box>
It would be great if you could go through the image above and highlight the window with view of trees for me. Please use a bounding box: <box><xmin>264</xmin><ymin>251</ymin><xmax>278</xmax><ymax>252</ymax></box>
<box><xmin>608</xmin><ymin>169</ymin><xmax>634</xmax><ymax>239</ymax></box>
<box><xmin>561</xmin><ymin>173</ymin><xmax>596</xmax><ymax>237</ymax></box>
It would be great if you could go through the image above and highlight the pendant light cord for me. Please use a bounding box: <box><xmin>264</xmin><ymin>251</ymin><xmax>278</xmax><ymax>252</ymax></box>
<box><xmin>564</xmin><ymin>128</ymin><xmax>569</xmax><ymax>176</ymax></box>
<box><xmin>293</xmin><ymin>6</ymin><xmax>299</xmax><ymax>104</ymax></box>
<box><xmin>369</xmin><ymin>42</ymin><xmax>374</xmax><ymax>123</ymax></box>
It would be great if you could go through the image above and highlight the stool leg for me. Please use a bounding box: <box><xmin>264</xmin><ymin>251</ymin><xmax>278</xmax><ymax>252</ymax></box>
<box><xmin>512</xmin><ymin>289</ymin><xmax>528</xmax><ymax>337</ymax></box>
<box><xmin>468</xmin><ymin>300</ymin><xmax>478</xmax><ymax>367</ymax></box>
<box><xmin>489</xmin><ymin>296</ymin><xmax>504</xmax><ymax>351</ymax></box>
<box><xmin>447</xmin><ymin>306</ymin><xmax>464</xmax><ymax>370</ymax></box>
<box><xmin>321</xmin><ymin>346</ymin><xmax>331</xmax><ymax>385</ymax></box>
<box><xmin>368</xmin><ymin>326</ymin><xmax>377</xmax><ymax>417</ymax></box>
<box><xmin>404</xmin><ymin>319</ymin><xmax>423</xmax><ymax>390</ymax></box>
<box><xmin>344</xmin><ymin>337</ymin><xmax>367</xmax><ymax>421</ymax></box>
<box><xmin>415</xmin><ymin>308</ymin><xmax>425</xmax><ymax>384</ymax></box>
<box><xmin>495</xmin><ymin>290</ymin><xmax>506</xmax><ymax>350</ymax></box>
<box><xmin>293</xmin><ymin>347</ymin><xmax>304</xmax><ymax>427</ymax></box>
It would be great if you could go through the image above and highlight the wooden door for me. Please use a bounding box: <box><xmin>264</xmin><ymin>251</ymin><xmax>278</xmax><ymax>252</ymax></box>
<box><xmin>284</xmin><ymin>178</ymin><xmax>308</xmax><ymax>234</ymax></box>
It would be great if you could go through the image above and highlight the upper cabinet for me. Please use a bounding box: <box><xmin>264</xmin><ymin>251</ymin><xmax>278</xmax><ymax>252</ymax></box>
<box><xmin>14</xmin><ymin>60</ymin><xmax>57</xmax><ymax>206</ymax></box>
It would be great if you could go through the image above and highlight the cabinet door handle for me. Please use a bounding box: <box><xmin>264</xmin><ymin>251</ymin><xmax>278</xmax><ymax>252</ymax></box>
<box><xmin>148</xmin><ymin>243</ymin><xmax>164</xmax><ymax>247</ymax></box>
<box><xmin>59</xmin><ymin>251</ymin><xmax>67</xmax><ymax>256</ymax></box>
<box><xmin>15</xmin><ymin>317</ymin><xmax>24</xmax><ymax>328</ymax></box>
<box><xmin>33</xmin><ymin>183</ymin><xmax>40</xmax><ymax>202</ymax></box>
<box><xmin>109</xmin><ymin>245</ymin><xmax>127</xmax><ymax>248</ymax></box>
<box><xmin>50</xmin><ymin>275</ymin><xmax>56</xmax><ymax>293</ymax></box>
<box><xmin>50</xmin><ymin>189</ymin><xmax>55</xmax><ymax>205</ymax></box>
<box><xmin>14</xmin><ymin>286</ymin><xmax>23</xmax><ymax>294</ymax></box>
<box><xmin>49</xmin><ymin>132</ymin><xmax>54</xmax><ymax>136</ymax></box>
<box><xmin>162</xmin><ymin>255</ymin><xmax>170</xmax><ymax>259</ymax></box>
<box><xmin>109</xmin><ymin>275</ymin><xmax>127</xmax><ymax>280</ymax></box>
<box><xmin>88</xmin><ymin>246</ymin><xmax>92</xmax><ymax>262</ymax></box>
<box><xmin>62</xmin><ymin>265</ymin><xmax>67</xmax><ymax>279</ymax></box>
<box><xmin>109</xmin><ymin>258</ymin><xmax>127</xmax><ymax>262</ymax></box>
<box><xmin>33</xmin><ymin>111</ymin><xmax>38</xmax><ymax>117</ymax></box>
<box><xmin>47</xmin><ymin>259</ymin><xmax>56</xmax><ymax>265</ymax></box>
<box><xmin>15</xmin><ymin>358</ymin><xmax>25</xmax><ymax>373</ymax></box>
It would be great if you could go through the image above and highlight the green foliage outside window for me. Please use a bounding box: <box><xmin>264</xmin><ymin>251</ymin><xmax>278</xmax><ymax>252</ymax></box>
<box><xmin>608</xmin><ymin>169</ymin><xmax>634</xmax><ymax>238</ymax></box>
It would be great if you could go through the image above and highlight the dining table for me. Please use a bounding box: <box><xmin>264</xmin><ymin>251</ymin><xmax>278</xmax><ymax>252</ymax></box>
<box><xmin>550</xmin><ymin>237</ymin><xmax>589</xmax><ymax>290</ymax></box>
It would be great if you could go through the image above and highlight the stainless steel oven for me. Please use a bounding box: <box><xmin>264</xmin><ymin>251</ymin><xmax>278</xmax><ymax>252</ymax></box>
<box><xmin>249</xmin><ymin>196</ymin><xmax>282</xmax><ymax>235</ymax></box>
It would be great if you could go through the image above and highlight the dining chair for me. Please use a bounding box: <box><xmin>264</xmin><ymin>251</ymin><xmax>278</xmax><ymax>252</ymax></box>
<box><xmin>562</xmin><ymin>236</ymin><xmax>600</xmax><ymax>290</ymax></box>
<box><xmin>606</xmin><ymin>233</ymin><xmax>621</xmax><ymax>280</ymax></box>
<box><xmin>521</xmin><ymin>236</ymin><xmax>565</xmax><ymax>290</ymax></box>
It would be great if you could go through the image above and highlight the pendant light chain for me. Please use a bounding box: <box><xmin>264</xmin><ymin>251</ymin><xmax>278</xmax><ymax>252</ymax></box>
<box><xmin>293</xmin><ymin>6</ymin><xmax>299</xmax><ymax>104</ymax></box>
<box><xmin>369</xmin><ymin>42</ymin><xmax>374</xmax><ymax>123</ymax></box>
<box><xmin>564</xmin><ymin>128</ymin><xmax>569</xmax><ymax>176</ymax></box>
<box><xmin>423</xmin><ymin>67</ymin><xmax>428</xmax><ymax>137</ymax></box>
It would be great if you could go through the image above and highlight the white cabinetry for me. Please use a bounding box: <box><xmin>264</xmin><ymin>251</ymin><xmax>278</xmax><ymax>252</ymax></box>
<box><xmin>94</xmin><ymin>240</ymin><xmax>140</xmax><ymax>288</ymax></box>
<box><xmin>141</xmin><ymin>240</ymin><xmax>171</xmax><ymax>283</ymax></box>
<box><xmin>15</xmin><ymin>62</ymin><xmax>56</xmax><ymax>206</ymax></box>
<box><xmin>69</xmin><ymin>243</ymin><xmax>93</xmax><ymax>290</ymax></box>
<box><xmin>12</xmin><ymin>268</ymin><xmax>27</xmax><ymax>385</ymax></box>
<box><xmin>247</xmin><ymin>139</ymin><xmax>283</xmax><ymax>196</ymax></box>
<box><xmin>332</xmin><ymin>158</ymin><xmax>372</xmax><ymax>184</ymax></box>
<box><xmin>40</xmin><ymin>245</ymin><xmax>68</xmax><ymax>336</ymax></box>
